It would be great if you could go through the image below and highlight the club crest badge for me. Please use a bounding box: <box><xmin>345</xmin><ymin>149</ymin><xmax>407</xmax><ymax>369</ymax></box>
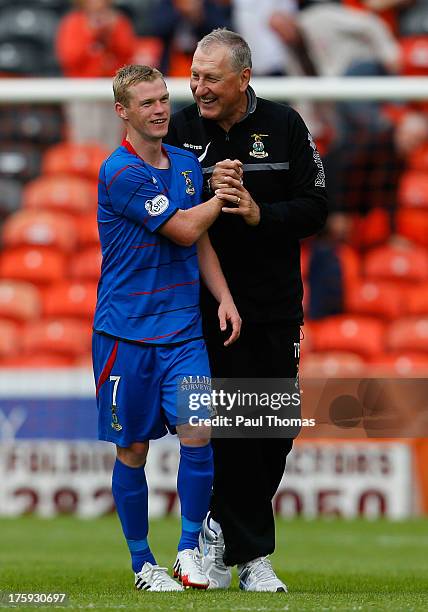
<box><xmin>250</xmin><ymin>133</ymin><xmax>269</xmax><ymax>159</ymax></box>
<box><xmin>111</xmin><ymin>405</ymin><xmax>123</xmax><ymax>432</ymax></box>
<box><xmin>181</xmin><ymin>170</ymin><xmax>195</xmax><ymax>195</ymax></box>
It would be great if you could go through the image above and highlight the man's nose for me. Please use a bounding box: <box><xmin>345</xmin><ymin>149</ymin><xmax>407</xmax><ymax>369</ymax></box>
<box><xmin>195</xmin><ymin>80</ymin><xmax>208</xmax><ymax>96</ymax></box>
<box><xmin>153</xmin><ymin>100</ymin><xmax>165</xmax><ymax>113</ymax></box>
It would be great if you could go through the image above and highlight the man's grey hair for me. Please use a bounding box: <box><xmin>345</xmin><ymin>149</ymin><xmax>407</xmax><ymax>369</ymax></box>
<box><xmin>197</xmin><ymin>28</ymin><xmax>252</xmax><ymax>72</ymax></box>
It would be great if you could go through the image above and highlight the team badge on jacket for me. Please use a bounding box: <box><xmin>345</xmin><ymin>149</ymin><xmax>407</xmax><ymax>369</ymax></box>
<box><xmin>181</xmin><ymin>170</ymin><xmax>195</xmax><ymax>195</ymax></box>
<box><xmin>250</xmin><ymin>134</ymin><xmax>269</xmax><ymax>159</ymax></box>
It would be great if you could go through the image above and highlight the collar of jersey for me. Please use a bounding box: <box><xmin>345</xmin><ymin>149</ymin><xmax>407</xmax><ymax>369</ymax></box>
<box><xmin>121</xmin><ymin>138</ymin><xmax>170</xmax><ymax>169</ymax></box>
<box><xmin>242</xmin><ymin>85</ymin><xmax>257</xmax><ymax>121</ymax></box>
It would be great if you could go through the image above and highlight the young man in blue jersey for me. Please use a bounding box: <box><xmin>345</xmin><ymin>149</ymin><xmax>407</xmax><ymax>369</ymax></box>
<box><xmin>92</xmin><ymin>65</ymin><xmax>241</xmax><ymax>592</ymax></box>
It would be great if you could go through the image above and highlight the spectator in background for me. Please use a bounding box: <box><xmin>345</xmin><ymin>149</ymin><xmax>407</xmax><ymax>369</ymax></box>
<box><xmin>270</xmin><ymin>3</ymin><xmax>403</xmax><ymax>317</ymax></box>
<box><xmin>56</xmin><ymin>0</ymin><xmax>136</xmax><ymax>77</ymax></box>
<box><xmin>287</xmin><ymin>3</ymin><xmax>401</xmax><ymax>78</ymax></box>
<box><xmin>270</xmin><ymin>3</ymin><xmax>403</xmax><ymax>214</ymax></box>
<box><xmin>152</xmin><ymin>0</ymin><xmax>231</xmax><ymax>77</ymax></box>
<box><xmin>56</xmin><ymin>0</ymin><xmax>137</xmax><ymax>149</ymax></box>
<box><xmin>232</xmin><ymin>0</ymin><xmax>299</xmax><ymax>77</ymax></box>
<box><xmin>343</xmin><ymin>0</ymin><xmax>413</xmax><ymax>35</ymax></box>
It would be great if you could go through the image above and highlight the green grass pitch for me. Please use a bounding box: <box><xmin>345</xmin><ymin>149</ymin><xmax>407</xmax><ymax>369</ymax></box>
<box><xmin>1</xmin><ymin>515</ymin><xmax>427</xmax><ymax>611</ymax></box>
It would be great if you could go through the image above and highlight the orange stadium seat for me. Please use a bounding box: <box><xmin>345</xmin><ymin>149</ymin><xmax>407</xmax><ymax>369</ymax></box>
<box><xmin>364</xmin><ymin>244</ymin><xmax>428</xmax><ymax>282</ymax></box>
<box><xmin>398</xmin><ymin>171</ymin><xmax>428</xmax><ymax>208</ymax></box>
<box><xmin>21</xmin><ymin>318</ymin><xmax>92</xmax><ymax>358</ymax></box>
<box><xmin>404</xmin><ymin>283</ymin><xmax>428</xmax><ymax>315</ymax></box>
<box><xmin>401</xmin><ymin>36</ymin><xmax>428</xmax><ymax>76</ymax></box>
<box><xmin>43</xmin><ymin>281</ymin><xmax>97</xmax><ymax>320</ymax></box>
<box><xmin>76</xmin><ymin>212</ymin><xmax>99</xmax><ymax>248</ymax></box>
<box><xmin>345</xmin><ymin>280</ymin><xmax>403</xmax><ymax>319</ymax></box>
<box><xmin>2</xmin><ymin>210</ymin><xmax>78</xmax><ymax>252</ymax></box>
<box><xmin>396</xmin><ymin>209</ymin><xmax>428</xmax><ymax>247</ymax></box>
<box><xmin>310</xmin><ymin>316</ymin><xmax>385</xmax><ymax>358</ymax></box>
<box><xmin>42</xmin><ymin>142</ymin><xmax>110</xmax><ymax>181</ymax></box>
<box><xmin>386</xmin><ymin>317</ymin><xmax>428</xmax><ymax>353</ymax></box>
<box><xmin>369</xmin><ymin>352</ymin><xmax>428</xmax><ymax>376</ymax></box>
<box><xmin>408</xmin><ymin>143</ymin><xmax>428</xmax><ymax>172</ymax></box>
<box><xmin>0</xmin><ymin>319</ymin><xmax>20</xmax><ymax>357</ymax></box>
<box><xmin>300</xmin><ymin>351</ymin><xmax>366</xmax><ymax>377</ymax></box>
<box><xmin>68</xmin><ymin>246</ymin><xmax>102</xmax><ymax>281</ymax></box>
<box><xmin>22</xmin><ymin>175</ymin><xmax>96</xmax><ymax>216</ymax></box>
<box><xmin>0</xmin><ymin>280</ymin><xmax>41</xmax><ymax>321</ymax></box>
<box><xmin>0</xmin><ymin>247</ymin><xmax>66</xmax><ymax>285</ymax></box>
<box><xmin>350</xmin><ymin>209</ymin><xmax>391</xmax><ymax>249</ymax></box>
<box><xmin>74</xmin><ymin>352</ymin><xmax>93</xmax><ymax>367</ymax></box>
<box><xmin>0</xmin><ymin>353</ymin><xmax>76</xmax><ymax>367</ymax></box>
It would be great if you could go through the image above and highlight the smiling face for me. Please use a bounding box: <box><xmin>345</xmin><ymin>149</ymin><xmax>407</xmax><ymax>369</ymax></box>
<box><xmin>115</xmin><ymin>77</ymin><xmax>170</xmax><ymax>142</ymax></box>
<box><xmin>190</xmin><ymin>44</ymin><xmax>251</xmax><ymax>132</ymax></box>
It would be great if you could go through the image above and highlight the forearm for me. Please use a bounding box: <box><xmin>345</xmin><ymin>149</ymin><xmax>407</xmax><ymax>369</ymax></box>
<box><xmin>159</xmin><ymin>196</ymin><xmax>223</xmax><ymax>247</ymax></box>
<box><xmin>197</xmin><ymin>233</ymin><xmax>231</xmax><ymax>303</ymax></box>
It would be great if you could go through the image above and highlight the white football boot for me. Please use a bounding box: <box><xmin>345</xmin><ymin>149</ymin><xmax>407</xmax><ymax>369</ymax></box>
<box><xmin>134</xmin><ymin>562</ymin><xmax>184</xmax><ymax>591</ymax></box>
<box><xmin>173</xmin><ymin>547</ymin><xmax>209</xmax><ymax>589</ymax></box>
<box><xmin>199</xmin><ymin>513</ymin><xmax>232</xmax><ymax>589</ymax></box>
<box><xmin>238</xmin><ymin>557</ymin><xmax>288</xmax><ymax>592</ymax></box>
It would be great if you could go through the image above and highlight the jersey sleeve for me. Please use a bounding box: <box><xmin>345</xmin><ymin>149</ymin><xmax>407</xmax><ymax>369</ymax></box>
<box><xmin>107</xmin><ymin>164</ymin><xmax>179</xmax><ymax>232</ymax></box>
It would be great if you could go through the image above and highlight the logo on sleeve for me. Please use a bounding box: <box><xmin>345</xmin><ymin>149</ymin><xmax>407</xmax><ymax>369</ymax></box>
<box><xmin>145</xmin><ymin>194</ymin><xmax>169</xmax><ymax>216</ymax></box>
<box><xmin>308</xmin><ymin>133</ymin><xmax>326</xmax><ymax>187</ymax></box>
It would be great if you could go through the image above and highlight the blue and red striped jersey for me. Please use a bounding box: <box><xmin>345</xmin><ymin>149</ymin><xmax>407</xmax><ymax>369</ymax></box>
<box><xmin>93</xmin><ymin>140</ymin><xmax>204</xmax><ymax>345</ymax></box>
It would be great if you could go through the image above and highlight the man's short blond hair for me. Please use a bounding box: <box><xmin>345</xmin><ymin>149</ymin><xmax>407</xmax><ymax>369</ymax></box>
<box><xmin>113</xmin><ymin>65</ymin><xmax>164</xmax><ymax>107</ymax></box>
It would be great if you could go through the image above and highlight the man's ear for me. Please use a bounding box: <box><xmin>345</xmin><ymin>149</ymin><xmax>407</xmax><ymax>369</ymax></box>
<box><xmin>239</xmin><ymin>68</ymin><xmax>251</xmax><ymax>92</ymax></box>
<box><xmin>115</xmin><ymin>101</ymin><xmax>128</xmax><ymax>121</ymax></box>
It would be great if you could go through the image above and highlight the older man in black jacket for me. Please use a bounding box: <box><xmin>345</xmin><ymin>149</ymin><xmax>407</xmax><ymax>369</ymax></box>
<box><xmin>166</xmin><ymin>28</ymin><xmax>328</xmax><ymax>592</ymax></box>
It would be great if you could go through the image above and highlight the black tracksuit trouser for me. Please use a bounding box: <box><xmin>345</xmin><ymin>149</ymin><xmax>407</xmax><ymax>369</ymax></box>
<box><xmin>203</xmin><ymin>317</ymin><xmax>300</xmax><ymax>566</ymax></box>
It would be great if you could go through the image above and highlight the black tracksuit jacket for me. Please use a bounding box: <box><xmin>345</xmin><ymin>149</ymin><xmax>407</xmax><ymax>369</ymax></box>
<box><xmin>165</xmin><ymin>87</ymin><xmax>328</xmax><ymax>326</ymax></box>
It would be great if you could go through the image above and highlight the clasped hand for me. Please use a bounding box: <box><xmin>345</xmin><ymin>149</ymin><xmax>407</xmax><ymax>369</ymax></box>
<box><xmin>210</xmin><ymin>159</ymin><xmax>260</xmax><ymax>227</ymax></box>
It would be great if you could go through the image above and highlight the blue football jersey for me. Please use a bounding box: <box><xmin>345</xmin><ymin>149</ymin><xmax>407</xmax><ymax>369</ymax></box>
<box><xmin>93</xmin><ymin>139</ymin><xmax>204</xmax><ymax>345</ymax></box>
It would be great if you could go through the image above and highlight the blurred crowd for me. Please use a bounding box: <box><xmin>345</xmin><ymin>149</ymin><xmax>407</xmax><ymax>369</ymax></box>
<box><xmin>0</xmin><ymin>0</ymin><xmax>428</xmax><ymax>373</ymax></box>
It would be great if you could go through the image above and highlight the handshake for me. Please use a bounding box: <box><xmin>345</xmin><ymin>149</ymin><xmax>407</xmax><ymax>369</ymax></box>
<box><xmin>210</xmin><ymin>158</ymin><xmax>260</xmax><ymax>227</ymax></box>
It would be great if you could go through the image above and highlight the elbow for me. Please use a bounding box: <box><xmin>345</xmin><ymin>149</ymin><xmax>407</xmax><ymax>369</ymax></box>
<box><xmin>315</xmin><ymin>207</ymin><xmax>328</xmax><ymax>233</ymax></box>
<box><xmin>172</xmin><ymin>229</ymin><xmax>199</xmax><ymax>248</ymax></box>
<box><xmin>175</xmin><ymin>237</ymin><xmax>194</xmax><ymax>248</ymax></box>
<box><xmin>296</xmin><ymin>210</ymin><xmax>328</xmax><ymax>239</ymax></box>
<box><xmin>175</xmin><ymin>218</ymin><xmax>203</xmax><ymax>247</ymax></box>
<box><xmin>162</xmin><ymin>211</ymin><xmax>204</xmax><ymax>247</ymax></box>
